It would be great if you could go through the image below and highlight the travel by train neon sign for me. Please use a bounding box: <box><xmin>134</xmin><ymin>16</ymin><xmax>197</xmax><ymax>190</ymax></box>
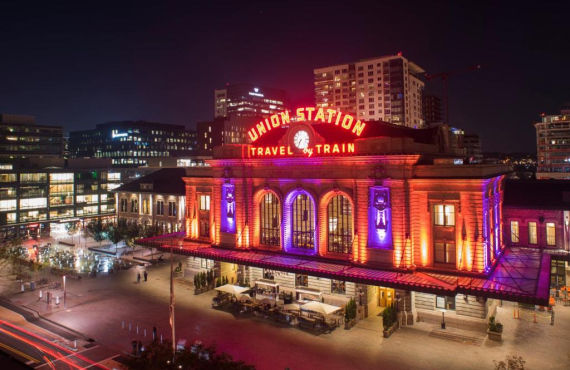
<box><xmin>247</xmin><ymin>107</ymin><xmax>367</xmax><ymax>142</ymax></box>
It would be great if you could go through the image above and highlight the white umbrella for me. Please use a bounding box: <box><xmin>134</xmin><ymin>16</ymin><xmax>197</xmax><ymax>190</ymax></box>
<box><xmin>300</xmin><ymin>301</ymin><xmax>341</xmax><ymax>315</ymax></box>
<box><xmin>215</xmin><ymin>284</ymin><xmax>250</xmax><ymax>296</ymax></box>
<box><xmin>283</xmin><ymin>303</ymin><xmax>301</xmax><ymax>311</ymax></box>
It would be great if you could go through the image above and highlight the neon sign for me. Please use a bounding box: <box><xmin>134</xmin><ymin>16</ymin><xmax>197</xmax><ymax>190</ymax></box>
<box><xmin>247</xmin><ymin>107</ymin><xmax>367</xmax><ymax>142</ymax></box>
<box><xmin>249</xmin><ymin>143</ymin><xmax>355</xmax><ymax>158</ymax></box>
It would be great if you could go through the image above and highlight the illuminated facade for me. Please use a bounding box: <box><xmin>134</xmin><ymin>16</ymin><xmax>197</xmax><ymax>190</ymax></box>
<box><xmin>535</xmin><ymin>108</ymin><xmax>570</xmax><ymax>179</ymax></box>
<box><xmin>214</xmin><ymin>83</ymin><xmax>289</xmax><ymax>119</ymax></box>
<box><xmin>314</xmin><ymin>54</ymin><xmax>425</xmax><ymax>128</ymax></box>
<box><xmin>0</xmin><ymin>167</ymin><xmax>120</xmax><ymax>238</ymax></box>
<box><xmin>140</xmin><ymin>108</ymin><xmax>552</xmax><ymax>331</ymax></box>
<box><xmin>69</xmin><ymin>121</ymin><xmax>197</xmax><ymax>167</ymax></box>
<box><xmin>0</xmin><ymin>114</ymin><xmax>64</xmax><ymax>159</ymax></box>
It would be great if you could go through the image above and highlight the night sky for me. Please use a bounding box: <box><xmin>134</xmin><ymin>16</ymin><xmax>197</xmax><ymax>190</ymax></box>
<box><xmin>1</xmin><ymin>1</ymin><xmax>569</xmax><ymax>153</ymax></box>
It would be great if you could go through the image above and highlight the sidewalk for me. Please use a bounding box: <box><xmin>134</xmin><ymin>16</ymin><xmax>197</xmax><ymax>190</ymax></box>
<box><xmin>5</xmin><ymin>260</ymin><xmax>570</xmax><ymax>370</ymax></box>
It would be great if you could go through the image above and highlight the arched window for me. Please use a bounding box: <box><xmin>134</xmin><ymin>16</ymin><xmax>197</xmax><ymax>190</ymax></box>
<box><xmin>292</xmin><ymin>193</ymin><xmax>314</xmax><ymax>249</ymax></box>
<box><xmin>327</xmin><ymin>195</ymin><xmax>353</xmax><ymax>253</ymax></box>
<box><xmin>260</xmin><ymin>193</ymin><xmax>280</xmax><ymax>246</ymax></box>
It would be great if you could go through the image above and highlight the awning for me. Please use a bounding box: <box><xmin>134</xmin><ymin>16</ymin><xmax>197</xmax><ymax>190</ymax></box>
<box><xmin>215</xmin><ymin>284</ymin><xmax>250</xmax><ymax>296</ymax></box>
<box><xmin>256</xmin><ymin>279</ymin><xmax>279</xmax><ymax>287</ymax></box>
<box><xmin>138</xmin><ymin>235</ymin><xmax>551</xmax><ymax>306</ymax></box>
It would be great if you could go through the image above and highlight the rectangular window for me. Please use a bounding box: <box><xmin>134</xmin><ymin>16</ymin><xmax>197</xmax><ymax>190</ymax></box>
<box><xmin>156</xmin><ymin>201</ymin><xmax>164</xmax><ymax>215</ymax></box>
<box><xmin>546</xmin><ymin>222</ymin><xmax>556</xmax><ymax>246</ymax></box>
<box><xmin>295</xmin><ymin>274</ymin><xmax>308</xmax><ymax>287</ymax></box>
<box><xmin>142</xmin><ymin>199</ymin><xmax>149</xmax><ymax>214</ymax></box>
<box><xmin>436</xmin><ymin>296</ymin><xmax>456</xmax><ymax>310</ymax></box>
<box><xmin>510</xmin><ymin>221</ymin><xmax>519</xmax><ymax>243</ymax></box>
<box><xmin>120</xmin><ymin>199</ymin><xmax>127</xmax><ymax>212</ymax></box>
<box><xmin>168</xmin><ymin>201</ymin><xmax>176</xmax><ymax>216</ymax></box>
<box><xmin>528</xmin><ymin>222</ymin><xmax>537</xmax><ymax>244</ymax></box>
<box><xmin>331</xmin><ymin>280</ymin><xmax>346</xmax><ymax>294</ymax></box>
<box><xmin>131</xmin><ymin>199</ymin><xmax>138</xmax><ymax>213</ymax></box>
<box><xmin>434</xmin><ymin>204</ymin><xmax>455</xmax><ymax>226</ymax></box>
<box><xmin>434</xmin><ymin>242</ymin><xmax>456</xmax><ymax>265</ymax></box>
<box><xmin>263</xmin><ymin>269</ymin><xmax>275</xmax><ymax>280</ymax></box>
<box><xmin>200</xmin><ymin>195</ymin><xmax>210</xmax><ymax>211</ymax></box>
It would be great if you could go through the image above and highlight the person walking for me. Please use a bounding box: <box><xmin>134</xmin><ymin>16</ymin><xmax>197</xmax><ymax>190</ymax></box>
<box><xmin>137</xmin><ymin>272</ymin><xmax>141</xmax><ymax>283</ymax></box>
<box><xmin>143</xmin><ymin>270</ymin><xmax>148</xmax><ymax>282</ymax></box>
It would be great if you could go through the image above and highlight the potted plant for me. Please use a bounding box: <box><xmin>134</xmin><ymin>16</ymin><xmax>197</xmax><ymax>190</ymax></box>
<box><xmin>382</xmin><ymin>304</ymin><xmax>399</xmax><ymax>338</ymax></box>
<box><xmin>344</xmin><ymin>298</ymin><xmax>357</xmax><ymax>329</ymax></box>
<box><xmin>487</xmin><ymin>316</ymin><xmax>503</xmax><ymax>341</ymax></box>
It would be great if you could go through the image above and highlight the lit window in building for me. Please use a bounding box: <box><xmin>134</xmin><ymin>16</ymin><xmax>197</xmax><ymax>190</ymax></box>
<box><xmin>260</xmin><ymin>193</ymin><xmax>280</xmax><ymax>246</ymax></box>
<box><xmin>510</xmin><ymin>221</ymin><xmax>519</xmax><ymax>243</ymax></box>
<box><xmin>331</xmin><ymin>280</ymin><xmax>346</xmax><ymax>294</ymax></box>
<box><xmin>292</xmin><ymin>193</ymin><xmax>314</xmax><ymax>249</ymax></box>
<box><xmin>120</xmin><ymin>199</ymin><xmax>127</xmax><ymax>212</ymax></box>
<box><xmin>168</xmin><ymin>201</ymin><xmax>176</xmax><ymax>216</ymax></box>
<box><xmin>295</xmin><ymin>274</ymin><xmax>308</xmax><ymax>287</ymax></box>
<box><xmin>200</xmin><ymin>195</ymin><xmax>210</xmax><ymax>211</ymax></box>
<box><xmin>131</xmin><ymin>199</ymin><xmax>138</xmax><ymax>213</ymax></box>
<box><xmin>142</xmin><ymin>199</ymin><xmax>149</xmax><ymax>214</ymax></box>
<box><xmin>263</xmin><ymin>269</ymin><xmax>275</xmax><ymax>280</ymax></box>
<box><xmin>434</xmin><ymin>204</ymin><xmax>455</xmax><ymax>226</ymax></box>
<box><xmin>327</xmin><ymin>195</ymin><xmax>352</xmax><ymax>254</ymax></box>
<box><xmin>546</xmin><ymin>222</ymin><xmax>556</xmax><ymax>246</ymax></box>
<box><xmin>528</xmin><ymin>221</ymin><xmax>537</xmax><ymax>244</ymax></box>
<box><xmin>156</xmin><ymin>201</ymin><xmax>164</xmax><ymax>215</ymax></box>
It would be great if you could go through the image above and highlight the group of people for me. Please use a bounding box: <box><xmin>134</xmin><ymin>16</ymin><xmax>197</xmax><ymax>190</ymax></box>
<box><xmin>136</xmin><ymin>270</ymin><xmax>148</xmax><ymax>283</ymax></box>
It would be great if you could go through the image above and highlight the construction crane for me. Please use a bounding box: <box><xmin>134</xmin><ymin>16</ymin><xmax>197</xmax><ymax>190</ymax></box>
<box><xmin>424</xmin><ymin>64</ymin><xmax>481</xmax><ymax>124</ymax></box>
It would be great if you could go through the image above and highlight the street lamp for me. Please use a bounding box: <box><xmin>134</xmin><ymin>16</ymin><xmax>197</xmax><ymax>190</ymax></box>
<box><xmin>63</xmin><ymin>275</ymin><xmax>66</xmax><ymax>308</ymax></box>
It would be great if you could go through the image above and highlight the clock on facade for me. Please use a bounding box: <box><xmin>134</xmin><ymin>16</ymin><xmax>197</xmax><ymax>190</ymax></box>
<box><xmin>293</xmin><ymin>130</ymin><xmax>310</xmax><ymax>150</ymax></box>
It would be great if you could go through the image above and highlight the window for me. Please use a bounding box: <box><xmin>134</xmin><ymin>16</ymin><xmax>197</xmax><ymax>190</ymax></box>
<box><xmin>156</xmin><ymin>201</ymin><xmax>164</xmax><ymax>215</ymax></box>
<box><xmin>260</xmin><ymin>193</ymin><xmax>280</xmax><ymax>246</ymax></box>
<box><xmin>200</xmin><ymin>195</ymin><xmax>210</xmax><ymax>211</ymax></box>
<box><xmin>434</xmin><ymin>242</ymin><xmax>455</xmax><ymax>265</ymax></box>
<box><xmin>0</xmin><ymin>199</ymin><xmax>17</xmax><ymax>211</ymax></box>
<box><xmin>19</xmin><ymin>197</ymin><xmax>47</xmax><ymax>209</ymax></box>
<box><xmin>546</xmin><ymin>222</ymin><xmax>556</xmax><ymax>246</ymax></box>
<box><xmin>120</xmin><ymin>199</ymin><xmax>127</xmax><ymax>212</ymax></box>
<box><xmin>331</xmin><ymin>280</ymin><xmax>346</xmax><ymax>294</ymax></box>
<box><xmin>436</xmin><ymin>296</ymin><xmax>455</xmax><ymax>310</ymax></box>
<box><xmin>0</xmin><ymin>174</ymin><xmax>16</xmax><ymax>182</ymax></box>
<box><xmin>528</xmin><ymin>222</ymin><xmax>537</xmax><ymax>244</ymax></box>
<box><xmin>434</xmin><ymin>204</ymin><xmax>455</xmax><ymax>226</ymax></box>
<box><xmin>327</xmin><ymin>195</ymin><xmax>352</xmax><ymax>254</ymax></box>
<box><xmin>510</xmin><ymin>221</ymin><xmax>519</xmax><ymax>243</ymax></box>
<box><xmin>168</xmin><ymin>201</ymin><xmax>176</xmax><ymax>216</ymax></box>
<box><xmin>130</xmin><ymin>199</ymin><xmax>138</xmax><ymax>213</ymax></box>
<box><xmin>142</xmin><ymin>199</ymin><xmax>149</xmax><ymax>214</ymax></box>
<box><xmin>295</xmin><ymin>274</ymin><xmax>308</xmax><ymax>287</ymax></box>
<box><xmin>263</xmin><ymin>269</ymin><xmax>275</xmax><ymax>280</ymax></box>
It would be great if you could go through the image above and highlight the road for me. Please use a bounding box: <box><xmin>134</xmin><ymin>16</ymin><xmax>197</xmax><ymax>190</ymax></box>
<box><xmin>0</xmin><ymin>319</ymin><xmax>115</xmax><ymax>369</ymax></box>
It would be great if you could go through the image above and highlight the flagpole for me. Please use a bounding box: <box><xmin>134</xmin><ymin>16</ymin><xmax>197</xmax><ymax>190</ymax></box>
<box><xmin>170</xmin><ymin>239</ymin><xmax>176</xmax><ymax>363</ymax></box>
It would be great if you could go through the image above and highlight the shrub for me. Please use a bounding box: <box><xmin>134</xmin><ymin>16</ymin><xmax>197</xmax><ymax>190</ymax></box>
<box><xmin>345</xmin><ymin>298</ymin><xmax>357</xmax><ymax>321</ymax></box>
<box><xmin>382</xmin><ymin>304</ymin><xmax>398</xmax><ymax>330</ymax></box>
<box><xmin>488</xmin><ymin>316</ymin><xmax>503</xmax><ymax>333</ymax></box>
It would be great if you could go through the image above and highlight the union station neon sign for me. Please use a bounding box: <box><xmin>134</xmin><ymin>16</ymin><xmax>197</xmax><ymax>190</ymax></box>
<box><xmin>247</xmin><ymin>107</ymin><xmax>366</xmax><ymax>158</ymax></box>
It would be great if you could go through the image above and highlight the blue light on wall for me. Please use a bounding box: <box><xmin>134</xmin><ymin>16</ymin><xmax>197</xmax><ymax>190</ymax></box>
<box><xmin>221</xmin><ymin>183</ymin><xmax>236</xmax><ymax>233</ymax></box>
<box><xmin>368</xmin><ymin>186</ymin><xmax>392</xmax><ymax>249</ymax></box>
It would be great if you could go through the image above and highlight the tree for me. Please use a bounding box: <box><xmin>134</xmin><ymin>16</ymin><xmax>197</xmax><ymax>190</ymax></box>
<box><xmin>85</xmin><ymin>220</ymin><xmax>105</xmax><ymax>246</ymax></box>
<box><xmin>126</xmin><ymin>340</ymin><xmax>254</xmax><ymax>370</ymax></box>
<box><xmin>494</xmin><ymin>355</ymin><xmax>525</xmax><ymax>370</ymax></box>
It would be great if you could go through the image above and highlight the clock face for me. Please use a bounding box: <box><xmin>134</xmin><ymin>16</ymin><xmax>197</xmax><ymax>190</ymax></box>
<box><xmin>293</xmin><ymin>130</ymin><xmax>310</xmax><ymax>149</ymax></box>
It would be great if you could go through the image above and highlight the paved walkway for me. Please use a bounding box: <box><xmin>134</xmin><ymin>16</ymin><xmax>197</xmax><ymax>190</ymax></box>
<box><xmin>5</xmin><ymin>259</ymin><xmax>570</xmax><ymax>369</ymax></box>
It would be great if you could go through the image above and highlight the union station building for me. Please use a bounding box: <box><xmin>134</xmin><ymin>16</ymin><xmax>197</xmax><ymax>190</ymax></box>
<box><xmin>139</xmin><ymin>107</ymin><xmax>554</xmax><ymax>331</ymax></box>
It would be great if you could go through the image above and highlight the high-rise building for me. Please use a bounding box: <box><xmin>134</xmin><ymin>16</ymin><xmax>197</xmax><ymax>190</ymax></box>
<box><xmin>463</xmin><ymin>133</ymin><xmax>483</xmax><ymax>163</ymax></box>
<box><xmin>0</xmin><ymin>114</ymin><xmax>64</xmax><ymax>159</ymax></box>
<box><xmin>69</xmin><ymin>121</ymin><xmax>197</xmax><ymax>167</ymax></box>
<box><xmin>314</xmin><ymin>53</ymin><xmax>425</xmax><ymax>128</ymax></box>
<box><xmin>197</xmin><ymin>116</ymin><xmax>253</xmax><ymax>155</ymax></box>
<box><xmin>423</xmin><ymin>94</ymin><xmax>443</xmax><ymax>126</ymax></box>
<box><xmin>535</xmin><ymin>108</ymin><xmax>570</xmax><ymax>179</ymax></box>
<box><xmin>214</xmin><ymin>83</ymin><xmax>289</xmax><ymax>119</ymax></box>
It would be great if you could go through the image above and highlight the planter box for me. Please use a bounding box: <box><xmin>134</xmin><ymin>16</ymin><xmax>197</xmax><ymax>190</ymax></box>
<box><xmin>383</xmin><ymin>321</ymin><xmax>399</xmax><ymax>338</ymax></box>
<box><xmin>344</xmin><ymin>319</ymin><xmax>356</xmax><ymax>330</ymax></box>
<box><xmin>487</xmin><ymin>330</ymin><xmax>502</xmax><ymax>341</ymax></box>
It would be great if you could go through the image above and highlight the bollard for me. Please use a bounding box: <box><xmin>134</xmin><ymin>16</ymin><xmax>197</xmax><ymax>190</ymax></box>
<box><xmin>122</xmin><ymin>320</ymin><xmax>125</xmax><ymax>329</ymax></box>
<box><xmin>39</xmin><ymin>290</ymin><xmax>43</xmax><ymax>299</ymax></box>
<box><xmin>129</xmin><ymin>322</ymin><xmax>132</xmax><ymax>332</ymax></box>
<box><xmin>160</xmin><ymin>334</ymin><xmax>163</xmax><ymax>344</ymax></box>
<box><xmin>21</xmin><ymin>284</ymin><xmax>25</xmax><ymax>292</ymax></box>
<box><xmin>74</xmin><ymin>340</ymin><xmax>77</xmax><ymax>349</ymax></box>
<box><xmin>55</xmin><ymin>296</ymin><xmax>60</xmax><ymax>305</ymax></box>
<box><xmin>144</xmin><ymin>328</ymin><xmax>146</xmax><ymax>337</ymax></box>
<box><xmin>136</xmin><ymin>325</ymin><xmax>139</xmax><ymax>335</ymax></box>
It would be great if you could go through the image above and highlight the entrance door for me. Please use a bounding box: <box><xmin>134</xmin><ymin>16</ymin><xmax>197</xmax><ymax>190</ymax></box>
<box><xmin>199</xmin><ymin>194</ymin><xmax>211</xmax><ymax>238</ymax></box>
<box><xmin>378</xmin><ymin>287</ymin><xmax>395</xmax><ymax>307</ymax></box>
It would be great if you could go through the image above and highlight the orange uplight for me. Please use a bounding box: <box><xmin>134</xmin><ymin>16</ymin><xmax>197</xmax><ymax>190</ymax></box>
<box><xmin>465</xmin><ymin>241</ymin><xmax>473</xmax><ymax>271</ymax></box>
<box><xmin>420</xmin><ymin>231</ymin><xmax>428</xmax><ymax>267</ymax></box>
<box><xmin>244</xmin><ymin>225</ymin><xmax>250</xmax><ymax>248</ymax></box>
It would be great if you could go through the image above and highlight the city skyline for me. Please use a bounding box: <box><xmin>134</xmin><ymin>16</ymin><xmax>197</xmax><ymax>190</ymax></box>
<box><xmin>0</xmin><ymin>1</ymin><xmax>569</xmax><ymax>152</ymax></box>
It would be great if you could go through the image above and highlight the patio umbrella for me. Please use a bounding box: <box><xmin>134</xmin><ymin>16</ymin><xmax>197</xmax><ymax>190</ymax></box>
<box><xmin>300</xmin><ymin>301</ymin><xmax>342</xmax><ymax>316</ymax></box>
<box><xmin>283</xmin><ymin>303</ymin><xmax>301</xmax><ymax>311</ymax></box>
<box><xmin>215</xmin><ymin>284</ymin><xmax>250</xmax><ymax>296</ymax></box>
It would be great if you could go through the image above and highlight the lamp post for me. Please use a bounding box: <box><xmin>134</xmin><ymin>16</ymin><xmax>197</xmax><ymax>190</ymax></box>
<box><xmin>63</xmin><ymin>275</ymin><xmax>66</xmax><ymax>308</ymax></box>
<box><xmin>169</xmin><ymin>239</ymin><xmax>176</xmax><ymax>363</ymax></box>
